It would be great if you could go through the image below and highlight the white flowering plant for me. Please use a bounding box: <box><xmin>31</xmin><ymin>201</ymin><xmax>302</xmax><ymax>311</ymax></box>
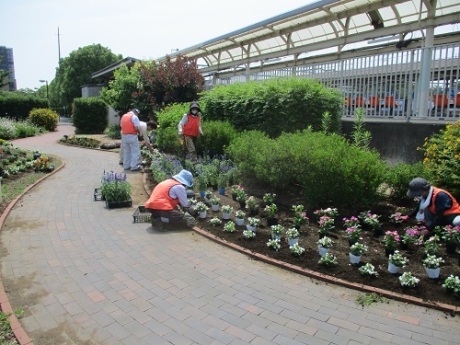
<box><xmin>210</xmin><ymin>217</ymin><xmax>222</xmax><ymax>226</ymax></box>
<box><xmin>349</xmin><ymin>243</ymin><xmax>368</xmax><ymax>256</ymax></box>
<box><xmin>235</xmin><ymin>210</ymin><xmax>245</xmax><ymax>219</ymax></box>
<box><xmin>243</xmin><ymin>230</ymin><xmax>256</xmax><ymax>239</ymax></box>
<box><xmin>399</xmin><ymin>272</ymin><xmax>420</xmax><ymax>288</ymax></box>
<box><xmin>221</xmin><ymin>205</ymin><xmax>234</xmax><ymax>214</ymax></box>
<box><xmin>248</xmin><ymin>217</ymin><xmax>260</xmax><ymax>227</ymax></box>
<box><xmin>318</xmin><ymin>253</ymin><xmax>338</xmax><ymax>267</ymax></box>
<box><xmin>271</xmin><ymin>224</ymin><xmax>285</xmax><ymax>236</ymax></box>
<box><xmin>285</xmin><ymin>227</ymin><xmax>300</xmax><ymax>240</ymax></box>
<box><xmin>358</xmin><ymin>263</ymin><xmax>379</xmax><ymax>277</ymax></box>
<box><xmin>210</xmin><ymin>196</ymin><xmax>220</xmax><ymax>206</ymax></box>
<box><xmin>314</xmin><ymin>207</ymin><xmax>338</xmax><ymax>217</ymax></box>
<box><xmin>223</xmin><ymin>221</ymin><xmax>236</xmax><ymax>233</ymax></box>
<box><xmin>388</xmin><ymin>251</ymin><xmax>408</xmax><ymax>267</ymax></box>
<box><xmin>317</xmin><ymin>236</ymin><xmax>333</xmax><ymax>249</ymax></box>
<box><xmin>195</xmin><ymin>201</ymin><xmax>209</xmax><ymax>212</ymax></box>
<box><xmin>442</xmin><ymin>275</ymin><xmax>460</xmax><ymax>292</ymax></box>
<box><xmin>289</xmin><ymin>243</ymin><xmax>305</xmax><ymax>256</ymax></box>
<box><xmin>422</xmin><ymin>254</ymin><xmax>445</xmax><ymax>269</ymax></box>
<box><xmin>263</xmin><ymin>193</ymin><xmax>276</xmax><ymax>205</ymax></box>
<box><xmin>266</xmin><ymin>239</ymin><xmax>281</xmax><ymax>251</ymax></box>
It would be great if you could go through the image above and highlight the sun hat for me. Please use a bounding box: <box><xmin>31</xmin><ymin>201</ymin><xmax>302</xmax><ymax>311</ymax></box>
<box><xmin>407</xmin><ymin>177</ymin><xmax>430</xmax><ymax>198</ymax></box>
<box><xmin>131</xmin><ymin>108</ymin><xmax>140</xmax><ymax>116</ymax></box>
<box><xmin>172</xmin><ymin>169</ymin><xmax>194</xmax><ymax>187</ymax></box>
<box><xmin>189</xmin><ymin>101</ymin><xmax>200</xmax><ymax>112</ymax></box>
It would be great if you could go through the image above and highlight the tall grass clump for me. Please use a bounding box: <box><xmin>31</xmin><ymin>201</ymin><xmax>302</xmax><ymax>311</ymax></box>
<box><xmin>227</xmin><ymin>129</ymin><xmax>386</xmax><ymax>209</ymax></box>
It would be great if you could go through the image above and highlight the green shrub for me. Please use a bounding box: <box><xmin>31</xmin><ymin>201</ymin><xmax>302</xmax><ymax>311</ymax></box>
<box><xmin>14</xmin><ymin>120</ymin><xmax>41</xmax><ymax>138</ymax></box>
<box><xmin>384</xmin><ymin>162</ymin><xmax>426</xmax><ymax>201</ymax></box>
<box><xmin>156</xmin><ymin>127</ymin><xmax>183</xmax><ymax>156</ymax></box>
<box><xmin>156</xmin><ymin>103</ymin><xmax>190</xmax><ymax>155</ymax></box>
<box><xmin>227</xmin><ymin>129</ymin><xmax>386</xmax><ymax>209</ymax></box>
<box><xmin>196</xmin><ymin>121</ymin><xmax>237</xmax><ymax>157</ymax></box>
<box><xmin>72</xmin><ymin>97</ymin><xmax>108</xmax><ymax>134</ymax></box>
<box><xmin>29</xmin><ymin>108</ymin><xmax>59</xmax><ymax>131</ymax></box>
<box><xmin>422</xmin><ymin>121</ymin><xmax>460</xmax><ymax>198</ymax></box>
<box><xmin>0</xmin><ymin>92</ymin><xmax>48</xmax><ymax>120</ymax></box>
<box><xmin>104</xmin><ymin>124</ymin><xmax>121</xmax><ymax>139</ymax></box>
<box><xmin>200</xmin><ymin>78</ymin><xmax>342</xmax><ymax>137</ymax></box>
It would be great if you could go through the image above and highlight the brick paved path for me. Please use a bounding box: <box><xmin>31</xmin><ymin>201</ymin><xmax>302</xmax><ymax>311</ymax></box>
<box><xmin>1</xmin><ymin>125</ymin><xmax>459</xmax><ymax>345</ymax></box>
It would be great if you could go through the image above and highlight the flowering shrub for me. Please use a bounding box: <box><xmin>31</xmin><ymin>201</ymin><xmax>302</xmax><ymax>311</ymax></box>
<box><xmin>358</xmin><ymin>263</ymin><xmax>378</xmax><ymax>277</ymax></box>
<box><xmin>318</xmin><ymin>253</ymin><xmax>337</xmax><ymax>267</ymax></box>
<box><xmin>289</xmin><ymin>243</ymin><xmax>305</xmax><ymax>256</ymax></box>
<box><xmin>266</xmin><ymin>239</ymin><xmax>281</xmax><ymax>251</ymax></box>
<box><xmin>210</xmin><ymin>217</ymin><xmax>222</xmax><ymax>226</ymax></box>
<box><xmin>442</xmin><ymin>275</ymin><xmax>460</xmax><ymax>292</ymax></box>
<box><xmin>388</xmin><ymin>251</ymin><xmax>408</xmax><ymax>267</ymax></box>
<box><xmin>349</xmin><ymin>243</ymin><xmax>368</xmax><ymax>256</ymax></box>
<box><xmin>399</xmin><ymin>272</ymin><xmax>420</xmax><ymax>288</ymax></box>
<box><xmin>422</xmin><ymin>254</ymin><xmax>445</xmax><ymax>269</ymax></box>
<box><xmin>383</xmin><ymin>231</ymin><xmax>400</xmax><ymax>250</ymax></box>
<box><xmin>223</xmin><ymin>221</ymin><xmax>236</xmax><ymax>233</ymax></box>
<box><xmin>389</xmin><ymin>212</ymin><xmax>409</xmax><ymax>224</ymax></box>
<box><xmin>317</xmin><ymin>236</ymin><xmax>333</xmax><ymax>249</ymax></box>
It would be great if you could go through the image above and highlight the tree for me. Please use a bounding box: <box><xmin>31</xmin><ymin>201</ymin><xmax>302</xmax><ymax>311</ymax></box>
<box><xmin>51</xmin><ymin>44</ymin><xmax>121</xmax><ymax>114</ymax></box>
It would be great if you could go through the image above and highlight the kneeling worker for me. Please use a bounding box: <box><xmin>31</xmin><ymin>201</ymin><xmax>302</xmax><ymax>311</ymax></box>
<box><xmin>145</xmin><ymin>169</ymin><xmax>196</xmax><ymax>231</ymax></box>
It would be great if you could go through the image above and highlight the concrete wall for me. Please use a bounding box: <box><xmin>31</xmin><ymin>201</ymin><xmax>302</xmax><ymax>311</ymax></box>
<box><xmin>341</xmin><ymin>119</ymin><xmax>449</xmax><ymax>165</ymax></box>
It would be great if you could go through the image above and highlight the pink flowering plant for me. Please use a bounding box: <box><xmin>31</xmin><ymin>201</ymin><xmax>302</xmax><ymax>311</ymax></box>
<box><xmin>383</xmin><ymin>231</ymin><xmax>400</xmax><ymax>250</ymax></box>
<box><xmin>314</xmin><ymin>207</ymin><xmax>338</xmax><ymax>218</ymax></box>
<box><xmin>440</xmin><ymin>225</ymin><xmax>460</xmax><ymax>245</ymax></box>
<box><xmin>318</xmin><ymin>215</ymin><xmax>335</xmax><ymax>236</ymax></box>
<box><xmin>342</xmin><ymin>216</ymin><xmax>360</xmax><ymax>228</ymax></box>
<box><xmin>292</xmin><ymin>204</ymin><xmax>309</xmax><ymax>227</ymax></box>
<box><xmin>358</xmin><ymin>211</ymin><xmax>381</xmax><ymax>229</ymax></box>
<box><xmin>345</xmin><ymin>226</ymin><xmax>362</xmax><ymax>244</ymax></box>
<box><xmin>402</xmin><ymin>226</ymin><xmax>425</xmax><ymax>246</ymax></box>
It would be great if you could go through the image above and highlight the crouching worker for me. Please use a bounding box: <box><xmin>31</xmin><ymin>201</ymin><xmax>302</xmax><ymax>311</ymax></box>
<box><xmin>145</xmin><ymin>169</ymin><xmax>196</xmax><ymax>231</ymax></box>
<box><xmin>407</xmin><ymin>177</ymin><xmax>460</xmax><ymax>232</ymax></box>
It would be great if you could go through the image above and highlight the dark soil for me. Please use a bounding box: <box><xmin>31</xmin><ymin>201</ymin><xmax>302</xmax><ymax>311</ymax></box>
<box><xmin>176</xmin><ymin>185</ymin><xmax>460</xmax><ymax>309</ymax></box>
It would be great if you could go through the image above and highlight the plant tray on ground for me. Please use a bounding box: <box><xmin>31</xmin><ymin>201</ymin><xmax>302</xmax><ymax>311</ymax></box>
<box><xmin>94</xmin><ymin>188</ymin><xmax>105</xmax><ymax>201</ymax></box>
<box><xmin>105</xmin><ymin>199</ymin><xmax>132</xmax><ymax>209</ymax></box>
<box><xmin>133</xmin><ymin>206</ymin><xmax>151</xmax><ymax>223</ymax></box>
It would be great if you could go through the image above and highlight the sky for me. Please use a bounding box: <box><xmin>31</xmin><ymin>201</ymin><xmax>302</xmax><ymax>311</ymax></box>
<box><xmin>1</xmin><ymin>0</ymin><xmax>313</xmax><ymax>90</ymax></box>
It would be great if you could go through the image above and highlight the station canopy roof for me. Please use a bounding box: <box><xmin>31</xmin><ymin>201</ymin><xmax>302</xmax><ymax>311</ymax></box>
<box><xmin>158</xmin><ymin>0</ymin><xmax>460</xmax><ymax>75</ymax></box>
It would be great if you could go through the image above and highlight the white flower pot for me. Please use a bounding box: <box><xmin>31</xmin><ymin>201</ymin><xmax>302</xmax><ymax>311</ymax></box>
<box><xmin>349</xmin><ymin>253</ymin><xmax>361</xmax><ymax>264</ymax></box>
<box><xmin>235</xmin><ymin>218</ymin><xmax>244</xmax><ymax>226</ymax></box>
<box><xmin>288</xmin><ymin>238</ymin><xmax>299</xmax><ymax>247</ymax></box>
<box><xmin>211</xmin><ymin>204</ymin><xmax>219</xmax><ymax>212</ymax></box>
<box><xmin>199</xmin><ymin>211</ymin><xmax>207</xmax><ymax>219</ymax></box>
<box><xmin>246</xmin><ymin>224</ymin><xmax>256</xmax><ymax>232</ymax></box>
<box><xmin>387</xmin><ymin>262</ymin><xmax>400</xmax><ymax>274</ymax></box>
<box><xmin>318</xmin><ymin>245</ymin><xmax>329</xmax><ymax>257</ymax></box>
<box><xmin>425</xmin><ymin>267</ymin><xmax>441</xmax><ymax>279</ymax></box>
<box><xmin>271</xmin><ymin>233</ymin><xmax>281</xmax><ymax>241</ymax></box>
<box><xmin>222</xmin><ymin>212</ymin><xmax>231</xmax><ymax>220</ymax></box>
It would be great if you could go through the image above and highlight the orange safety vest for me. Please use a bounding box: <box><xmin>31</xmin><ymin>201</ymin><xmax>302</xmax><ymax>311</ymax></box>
<box><xmin>183</xmin><ymin>114</ymin><xmax>200</xmax><ymax>137</ymax></box>
<box><xmin>428</xmin><ymin>187</ymin><xmax>460</xmax><ymax>216</ymax></box>
<box><xmin>121</xmin><ymin>113</ymin><xmax>137</xmax><ymax>135</ymax></box>
<box><xmin>145</xmin><ymin>179</ymin><xmax>181</xmax><ymax>211</ymax></box>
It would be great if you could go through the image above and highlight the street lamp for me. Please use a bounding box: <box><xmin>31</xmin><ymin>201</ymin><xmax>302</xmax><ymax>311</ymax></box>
<box><xmin>39</xmin><ymin>80</ymin><xmax>49</xmax><ymax>100</ymax></box>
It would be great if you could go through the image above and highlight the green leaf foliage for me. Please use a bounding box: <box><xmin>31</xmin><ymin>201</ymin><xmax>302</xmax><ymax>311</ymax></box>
<box><xmin>28</xmin><ymin>108</ymin><xmax>59</xmax><ymax>131</ymax></box>
<box><xmin>227</xmin><ymin>129</ymin><xmax>386</xmax><ymax>209</ymax></box>
<box><xmin>0</xmin><ymin>92</ymin><xmax>48</xmax><ymax>120</ymax></box>
<box><xmin>196</xmin><ymin>121</ymin><xmax>238</xmax><ymax>157</ymax></box>
<box><xmin>72</xmin><ymin>98</ymin><xmax>108</xmax><ymax>134</ymax></box>
<box><xmin>383</xmin><ymin>162</ymin><xmax>425</xmax><ymax>202</ymax></box>
<box><xmin>200</xmin><ymin>78</ymin><xmax>342</xmax><ymax>137</ymax></box>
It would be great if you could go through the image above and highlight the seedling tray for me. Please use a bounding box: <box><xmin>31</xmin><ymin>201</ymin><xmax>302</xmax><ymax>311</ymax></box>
<box><xmin>133</xmin><ymin>206</ymin><xmax>151</xmax><ymax>223</ymax></box>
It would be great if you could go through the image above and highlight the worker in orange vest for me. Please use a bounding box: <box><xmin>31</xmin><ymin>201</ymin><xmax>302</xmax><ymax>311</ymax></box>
<box><xmin>407</xmin><ymin>177</ymin><xmax>460</xmax><ymax>232</ymax></box>
<box><xmin>178</xmin><ymin>101</ymin><xmax>204</xmax><ymax>160</ymax></box>
<box><xmin>120</xmin><ymin>109</ymin><xmax>142</xmax><ymax>171</ymax></box>
<box><xmin>145</xmin><ymin>169</ymin><xmax>196</xmax><ymax>231</ymax></box>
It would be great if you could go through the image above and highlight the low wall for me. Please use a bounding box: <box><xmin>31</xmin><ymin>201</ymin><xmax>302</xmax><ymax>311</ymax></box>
<box><xmin>341</xmin><ymin>118</ymin><xmax>450</xmax><ymax>165</ymax></box>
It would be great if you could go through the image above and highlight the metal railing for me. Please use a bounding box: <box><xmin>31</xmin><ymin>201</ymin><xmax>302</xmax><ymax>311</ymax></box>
<box><xmin>206</xmin><ymin>43</ymin><xmax>460</xmax><ymax>119</ymax></box>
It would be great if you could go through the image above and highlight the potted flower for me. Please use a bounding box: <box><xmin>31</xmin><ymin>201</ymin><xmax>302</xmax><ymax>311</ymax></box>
<box><xmin>234</xmin><ymin>188</ymin><xmax>247</xmax><ymax>208</ymax></box>
<box><xmin>285</xmin><ymin>227</ymin><xmax>300</xmax><ymax>247</ymax></box>
<box><xmin>422</xmin><ymin>254</ymin><xmax>445</xmax><ymax>279</ymax></box>
<box><xmin>399</xmin><ymin>272</ymin><xmax>420</xmax><ymax>288</ymax></box>
<box><xmin>210</xmin><ymin>196</ymin><xmax>220</xmax><ymax>211</ymax></box>
<box><xmin>246</xmin><ymin>217</ymin><xmax>260</xmax><ymax>232</ymax></box>
<box><xmin>246</xmin><ymin>196</ymin><xmax>258</xmax><ymax>215</ymax></box>
<box><xmin>442</xmin><ymin>275</ymin><xmax>460</xmax><ymax>293</ymax></box>
<box><xmin>270</xmin><ymin>224</ymin><xmax>284</xmax><ymax>240</ymax></box>
<box><xmin>197</xmin><ymin>174</ymin><xmax>208</xmax><ymax>197</ymax></box>
<box><xmin>217</xmin><ymin>173</ymin><xmax>228</xmax><ymax>195</ymax></box>
<box><xmin>389</xmin><ymin>212</ymin><xmax>409</xmax><ymax>225</ymax></box>
<box><xmin>195</xmin><ymin>201</ymin><xmax>209</xmax><ymax>219</ymax></box>
<box><xmin>342</xmin><ymin>216</ymin><xmax>360</xmax><ymax>228</ymax></box>
<box><xmin>358</xmin><ymin>263</ymin><xmax>379</xmax><ymax>277</ymax></box>
<box><xmin>204</xmin><ymin>190</ymin><xmax>213</xmax><ymax>203</ymax></box>
<box><xmin>358</xmin><ymin>211</ymin><xmax>382</xmax><ymax>236</ymax></box>
<box><xmin>292</xmin><ymin>205</ymin><xmax>309</xmax><ymax>229</ymax></box>
<box><xmin>318</xmin><ymin>215</ymin><xmax>334</xmax><ymax>237</ymax></box>
<box><xmin>424</xmin><ymin>235</ymin><xmax>440</xmax><ymax>256</ymax></box>
<box><xmin>266</xmin><ymin>239</ymin><xmax>281</xmax><ymax>251</ymax></box>
<box><xmin>210</xmin><ymin>217</ymin><xmax>222</xmax><ymax>227</ymax></box>
<box><xmin>349</xmin><ymin>243</ymin><xmax>367</xmax><ymax>264</ymax></box>
<box><xmin>289</xmin><ymin>243</ymin><xmax>305</xmax><ymax>256</ymax></box>
<box><xmin>314</xmin><ymin>207</ymin><xmax>338</xmax><ymax>218</ymax></box>
<box><xmin>235</xmin><ymin>210</ymin><xmax>245</xmax><ymax>226</ymax></box>
<box><xmin>401</xmin><ymin>226</ymin><xmax>424</xmax><ymax>250</ymax></box>
<box><xmin>440</xmin><ymin>225</ymin><xmax>460</xmax><ymax>253</ymax></box>
<box><xmin>223</xmin><ymin>221</ymin><xmax>236</xmax><ymax>233</ymax></box>
<box><xmin>388</xmin><ymin>251</ymin><xmax>408</xmax><ymax>274</ymax></box>
<box><xmin>317</xmin><ymin>236</ymin><xmax>333</xmax><ymax>256</ymax></box>
<box><xmin>101</xmin><ymin>180</ymin><xmax>132</xmax><ymax>208</ymax></box>
<box><xmin>383</xmin><ymin>231</ymin><xmax>400</xmax><ymax>256</ymax></box>
<box><xmin>345</xmin><ymin>226</ymin><xmax>362</xmax><ymax>246</ymax></box>
<box><xmin>231</xmin><ymin>185</ymin><xmax>243</xmax><ymax>200</ymax></box>
<box><xmin>221</xmin><ymin>204</ymin><xmax>233</xmax><ymax>220</ymax></box>
<box><xmin>263</xmin><ymin>203</ymin><xmax>278</xmax><ymax>226</ymax></box>
<box><xmin>318</xmin><ymin>252</ymin><xmax>337</xmax><ymax>267</ymax></box>
<box><xmin>262</xmin><ymin>193</ymin><xmax>276</xmax><ymax>206</ymax></box>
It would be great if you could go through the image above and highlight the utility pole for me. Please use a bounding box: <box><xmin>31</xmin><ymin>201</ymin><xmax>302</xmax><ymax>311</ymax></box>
<box><xmin>57</xmin><ymin>27</ymin><xmax>62</xmax><ymax>64</ymax></box>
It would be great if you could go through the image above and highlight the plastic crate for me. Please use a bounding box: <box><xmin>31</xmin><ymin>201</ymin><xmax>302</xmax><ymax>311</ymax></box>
<box><xmin>94</xmin><ymin>188</ymin><xmax>104</xmax><ymax>201</ymax></box>
<box><xmin>133</xmin><ymin>206</ymin><xmax>151</xmax><ymax>223</ymax></box>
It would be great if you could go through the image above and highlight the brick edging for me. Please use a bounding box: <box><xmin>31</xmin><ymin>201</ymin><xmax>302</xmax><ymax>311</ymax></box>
<box><xmin>0</xmin><ymin>162</ymin><xmax>65</xmax><ymax>345</ymax></box>
<box><xmin>191</xmin><ymin>226</ymin><xmax>460</xmax><ymax>315</ymax></box>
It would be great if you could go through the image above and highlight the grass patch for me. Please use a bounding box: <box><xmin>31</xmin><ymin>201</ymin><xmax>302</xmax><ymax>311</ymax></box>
<box><xmin>355</xmin><ymin>293</ymin><xmax>389</xmax><ymax>308</ymax></box>
<box><xmin>0</xmin><ymin>309</ymin><xmax>23</xmax><ymax>345</ymax></box>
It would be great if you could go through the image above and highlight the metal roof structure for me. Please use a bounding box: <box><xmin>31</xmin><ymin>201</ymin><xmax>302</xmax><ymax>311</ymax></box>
<box><xmin>158</xmin><ymin>0</ymin><xmax>460</xmax><ymax>76</ymax></box>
